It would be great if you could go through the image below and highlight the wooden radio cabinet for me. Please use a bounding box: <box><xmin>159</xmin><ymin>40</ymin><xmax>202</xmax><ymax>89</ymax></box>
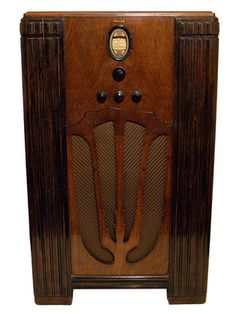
<box><xmin>20</xmin><ymin>11</ymin><xmax>219</xmax><ymax>305</ymax></box>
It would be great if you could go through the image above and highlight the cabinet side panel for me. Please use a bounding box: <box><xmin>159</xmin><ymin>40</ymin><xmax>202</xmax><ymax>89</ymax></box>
<box><xmin>21</xmin><ymin>17</ymin><xmax>72</xmax><ymax>301</ymax></box>
<box><xmin>169</xmin><ymin>17</ymin><xmax>219</xmax><ymax>303</ymax></box>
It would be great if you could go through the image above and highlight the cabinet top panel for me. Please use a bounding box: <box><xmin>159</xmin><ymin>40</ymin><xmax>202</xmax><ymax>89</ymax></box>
<box><xmin>24</xmin><ymin>11</ymin><xmax>215</xmax><ymax>18</ymax></box>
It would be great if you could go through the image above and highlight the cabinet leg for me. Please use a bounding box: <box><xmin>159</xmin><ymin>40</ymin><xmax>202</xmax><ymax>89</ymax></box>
<box><xmin>167</xmin><ymin>294</ymin><xmax>206</xmax><ymax>304</ymax></box>
<box><xmin>35</xmin><ymin>295</ymin><xmax>73</xmax><ymax>305</ymax></box>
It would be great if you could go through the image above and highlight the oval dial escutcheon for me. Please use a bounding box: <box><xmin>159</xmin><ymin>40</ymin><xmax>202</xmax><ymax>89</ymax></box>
<box><xmin>108</xmin><ymin>26</ymin><xmax>131</xmax><ymax>61</ymax></box>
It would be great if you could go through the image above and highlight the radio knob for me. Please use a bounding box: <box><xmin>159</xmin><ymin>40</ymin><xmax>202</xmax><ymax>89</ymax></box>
<box><xmin>114</xmin><ymin>91</ymin><xmax>124</xmax><ymax>103</ymax></box>
<box><xmin>97</xmin><ymin>91</ymin><xmax>107</xmax><ymax>103</ymax></box>
<box><xmin>132</xmin><ymin>91</ymin><xmax>142</xmax><ymax>103</ymax></box>
<box><xmin>113</xmin><ymin>67</ymin><xmax>126</xmax><ymax>82</ymax></box>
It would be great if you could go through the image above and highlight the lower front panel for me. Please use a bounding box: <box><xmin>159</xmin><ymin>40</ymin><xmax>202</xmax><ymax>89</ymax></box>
<box><xmin>68</xmin><ymin>108</ymin><xmax>172</xmax><ymax>276</ymax></box>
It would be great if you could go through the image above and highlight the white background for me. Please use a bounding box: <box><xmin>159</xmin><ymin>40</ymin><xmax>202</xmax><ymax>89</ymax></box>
<box><xmin>0</xmin><ymin>1</ymin><xmax>235</xmax><ymax>313</ymax></box>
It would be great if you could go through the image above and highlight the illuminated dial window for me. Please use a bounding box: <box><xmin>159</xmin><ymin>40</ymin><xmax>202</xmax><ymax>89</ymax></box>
<box><xmin>108</xmin><ymin>26</ymin><xmax>131</xmax><ymax>61</ymax></box>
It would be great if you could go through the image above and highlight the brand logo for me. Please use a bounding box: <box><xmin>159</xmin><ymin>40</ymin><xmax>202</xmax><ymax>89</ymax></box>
<box><xmin>113</xmin><ymin>19</ymin><xmax>126</xmax><ymax>23</ymax></box>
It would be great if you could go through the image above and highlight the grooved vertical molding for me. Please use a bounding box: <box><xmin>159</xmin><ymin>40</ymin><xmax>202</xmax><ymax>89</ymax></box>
<box><xmin>168</xmin><ymin>17</ymin><xmax>219</xmax><ymax>304</ymax></box>
<box><xmin>20</xmin><ymin>17</ymin><xmax>72</xmax><ymax>303</ymax></box>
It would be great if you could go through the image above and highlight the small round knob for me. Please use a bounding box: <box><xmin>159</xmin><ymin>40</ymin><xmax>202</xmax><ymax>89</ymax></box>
<box><xmin>132</xmin><ymin>91</ymin><xmax>142</xmax><ymax>103</ymax></box>
<box><xmin>97</xmin><ymin>91</ymin><xmax>107</xmax><ymax>103</ymax></box>
<box><xmin>113</xmin><ymin>67</ymin><xmax>126</xmax><ymax>82</ymax></box>
<box><xmin>114</xmin><ymin>91</ymin><xmax>124</xmax><ymax>103</ymax></box>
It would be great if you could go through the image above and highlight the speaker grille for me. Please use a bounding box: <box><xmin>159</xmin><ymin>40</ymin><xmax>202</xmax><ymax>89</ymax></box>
<box><xmin>72</xmin><ymin>135</ymin><xmax>114</xmax><ymax>264</ymax></box>
<box><xmin>94</xmin><ymin>122</ymin><xmax>116</xmax><ymax>241</ymax></box>
<box><xmin>71</xmin><ymin>118</ymin><xmax>168</xmax><ymax>265</ymax></box>
<box><xmin>127</xmin><ymin>135</ymin><xmax>168</xmax><ymax>262</ymax></box>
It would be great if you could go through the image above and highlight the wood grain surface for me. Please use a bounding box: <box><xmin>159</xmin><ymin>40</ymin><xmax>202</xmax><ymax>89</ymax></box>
<box><xmin>20</xmin><ymin>12</ymin><xmax>219</xmax><ymax>305</ymax></box>
<box><xmin>168</xmin><ymin>16</ymin><xmax>219</xmax><ymax>304</ymax></box>
<box><xmin>64</xmin><ymin>16</ymin><xmax>174</xmax><ymax>126</ymax></box>
<box><xmin>21</xmin><ymin>16</ymin><xmax>72</xmax><ymax>304</ymax></box>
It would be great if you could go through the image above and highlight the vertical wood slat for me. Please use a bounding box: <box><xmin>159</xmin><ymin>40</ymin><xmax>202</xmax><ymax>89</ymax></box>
<box><xmin>20</xmin><ymin>17</ymin><xmax>72</xmax><ymax>304</ymax></box>
<box><xmin>85</xmin><ymin>132</ymin><xmax>115</xmax><ymax>252</ymax></box>
<box><xmin>114</xmin><ymin>121</ymin><xmax>125</xmax><ymax>244</ymax></box>
<box><xmin>128</xmin><ymin>134</ymin><xmax>153</xmax><ymax>250</ymax></box>
<box><xmin>168</xmin><ymin>17</ymin><xmax>219</xmax><ymax>304</ymax></box>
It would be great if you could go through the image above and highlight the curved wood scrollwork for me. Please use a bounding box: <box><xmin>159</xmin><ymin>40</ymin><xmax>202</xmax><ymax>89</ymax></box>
<box><xmin>67</xmin><ymin>107</ymin><xmax>172</xmax><ymax>272</ymax></box>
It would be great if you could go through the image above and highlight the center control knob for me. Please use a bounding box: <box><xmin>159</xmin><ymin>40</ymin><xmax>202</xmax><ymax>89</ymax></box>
<box><xmin>114</xmin><ymin>91</ymin><xmax>124</xmax><ymax>103</ymax></box>
<box><xmin>113</xmin><ymin>67</ymin><xmax>126</xmax><ymax>82</ymax></box>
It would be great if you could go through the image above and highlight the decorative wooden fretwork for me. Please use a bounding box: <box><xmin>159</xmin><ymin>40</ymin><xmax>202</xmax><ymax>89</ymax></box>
<box><xmin>67</xmin><ymin>107</ymin><xmax>172</xmax><ymax>273</ymax></box>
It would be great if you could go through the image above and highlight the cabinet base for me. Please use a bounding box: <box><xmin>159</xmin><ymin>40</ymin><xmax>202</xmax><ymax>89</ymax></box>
<box><xmin>35</xmin><ymin>296</ymin><xmax>73</xmax><ymax>305</ymax></box>
<box><xmin>168</xmin><ymin>295</ymin><xmax>206</xmax><ymax>304</ymax></box>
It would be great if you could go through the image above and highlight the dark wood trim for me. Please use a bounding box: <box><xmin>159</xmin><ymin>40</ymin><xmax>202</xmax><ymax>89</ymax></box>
<box><xmin>71</xmin><ymin>275</ymin><xmax>169</xmax><ymax>289</ymax></box>
<box><xmin>24</xmin><ymin>11</ymin><xmax>215</xmax><ymax>18</ymax></box>
<box><xmin>20</xmin><ymin>17</ymin><xmax>63</xmax><ymax>36</ymax></box>
<box><xmin>175</xmin><ymin>16</ymin><xmax>219</xmax><ymax>35</ymax></box>
<box><xmin>35</xmin><ymin>296</ymin><xmax>72</xmax><ymax>305</ymax></box>
<box><xmin>20</xmin><ymin>16</ymin><xmax>72</xmax><ymax>303</ymax></box>
<box><xmin>168</xmin><ymin>295</ymin><xmax>206</xmax><ymax>304</ymax></box>
<box><xmin>168</xmin><ymin>16</ymin><xmax>219</xmax><ymax>303</ymax></box>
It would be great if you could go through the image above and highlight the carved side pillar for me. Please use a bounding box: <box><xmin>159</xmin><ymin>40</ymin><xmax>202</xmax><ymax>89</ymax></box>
<box><xmin>168</xmin><ymin>17</ymin><xmax>219</xmax><ymax>304</ymax></box>
<box><xmin>20</xmin><ymin>17</ymin><xmax>72</xmax><ymax>305</ymax></box>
